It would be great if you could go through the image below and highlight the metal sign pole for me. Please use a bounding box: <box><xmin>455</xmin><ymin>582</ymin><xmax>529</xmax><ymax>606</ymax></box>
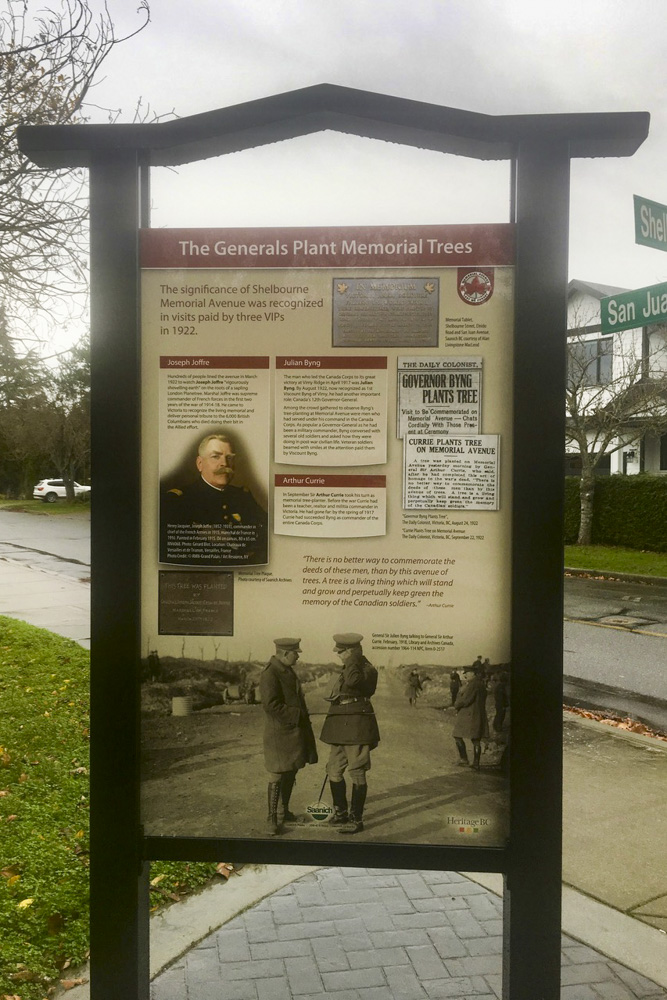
<box><xmin>504</xmin><ymin>139</ymin><xmax>570</xmax><ymax>999</ymax></box>
<box><xmin>89</xmin><ymin>150</ymin><xmax>149</xmax><ymax>1000</ymax></box>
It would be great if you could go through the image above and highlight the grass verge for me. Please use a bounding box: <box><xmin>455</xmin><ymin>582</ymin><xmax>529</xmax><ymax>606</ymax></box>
<box><xmin>564</xmin><ymin>544</ymin><xmax>667</xmax><ymax>578</ymax></box>
<box><xmin>0</xmin><ymin>499</ymin><xmax>90</xmax><ymax>517</ymax></box>
<box><xmin>0</xmin><ymin>617</ymin><xmax>216</xmax><ymax>999</ymax></box>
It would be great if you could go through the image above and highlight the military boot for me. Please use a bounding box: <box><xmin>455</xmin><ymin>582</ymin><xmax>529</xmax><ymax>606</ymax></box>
<box><xmin>280</xmin><ymin>771</ymin><xmax>297</xmax><ymax>823</ymax></box>
<box><xmin>267</xmin><ymin>781</ymin><xmax>282</xmax><ymax>835</ymax></box>
<box><xmin>454</xmin><ymin>737</ymin><xmax>469</xmax><ymax>766</ymax></box>
<box><xmin>340</xmin><ymin>783</ymin><xmax>366</xmax><ymax>834</ymax></box>
<box><xmin>328</xmin><ymin>779</ymin><xmax>348</xmax><ymax>825</ymax></box>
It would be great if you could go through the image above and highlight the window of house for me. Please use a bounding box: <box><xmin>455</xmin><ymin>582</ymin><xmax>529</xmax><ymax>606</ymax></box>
<box><xmin>567</xmin><ymin>336</ymin><xmax>613</xmax><ymax>386</ymax></box>
<box><xmin>660</xmin><ymin>433</ymin><xmax>667</xmax><ymax>471</ymax></box>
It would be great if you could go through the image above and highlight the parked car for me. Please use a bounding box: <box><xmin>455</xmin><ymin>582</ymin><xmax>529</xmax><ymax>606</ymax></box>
<box><xmin>33</xmin><ymin>479</ymin><xmax>91</xmax><ymax>503</ymax></box>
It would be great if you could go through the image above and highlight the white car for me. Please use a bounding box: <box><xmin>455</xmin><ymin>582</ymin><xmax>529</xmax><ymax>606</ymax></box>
<box><xmin>33</xmin><ymin>479</ymin><xmax>91</xmax><ymax>503</ymax></box>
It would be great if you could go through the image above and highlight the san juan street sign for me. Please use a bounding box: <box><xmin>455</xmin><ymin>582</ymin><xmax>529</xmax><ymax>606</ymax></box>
<box><xmin>634</xmin><ymin>194</ymin><xmax>667</xmax><ymax>252</ymax></box>
<box><xmin>601</xmin><ymin>280</ymin><xmax>667</xmax><ymax>333</ymax></box>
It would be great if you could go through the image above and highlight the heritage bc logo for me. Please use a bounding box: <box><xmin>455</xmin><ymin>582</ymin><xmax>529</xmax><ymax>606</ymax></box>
<box><xmin>457</xmin><ymin>268</ymin><xmax>494</xmax><ymax>305</ymax></box>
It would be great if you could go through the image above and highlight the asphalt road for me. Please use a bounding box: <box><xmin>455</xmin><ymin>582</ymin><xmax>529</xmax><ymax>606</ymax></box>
<box><xmin>563</xmin><ymin>572</ymin><xmax>667</xmax><ymax>730</ymax></box>
<box><xmin>1</xmin><ymin>510</ymin><xmax>665</xmax><ymax>723</ymax></box>
<box><xmin>0</xmin><ymin>508</ymin><xmax>90</xmax><ymax>579</ymax></box>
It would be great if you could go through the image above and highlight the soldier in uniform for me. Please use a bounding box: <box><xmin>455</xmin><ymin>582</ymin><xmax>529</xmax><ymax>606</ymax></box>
<box><xmin>259</xmin><ymin>638</ymin><xmax>318</xmax><ymax>836</ymax></box>
<box><xmin>160</xmin><ymin>433</ymin><xmax>268</xmax><ymax>565</ymax></box>
<box><xmin>452</xmin><ymin>664</ymin><xmax>489</xmax><ymax>770</ymax></box>
<box><xmin>405</xmin><ymin>668</ymin><xmax>423</xmax><ymax>706</ymax></box>
<box><xmin>320</xmin><ymin>633</ymin><xmax>380</xmax><ymax>835</ymax></box>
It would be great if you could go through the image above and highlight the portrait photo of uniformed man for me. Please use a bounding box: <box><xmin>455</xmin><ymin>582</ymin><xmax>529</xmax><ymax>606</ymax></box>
<box><xmin>159</xmin><ymin>430</ymin><xmax>268</xmax><ymax>567</ymax></box>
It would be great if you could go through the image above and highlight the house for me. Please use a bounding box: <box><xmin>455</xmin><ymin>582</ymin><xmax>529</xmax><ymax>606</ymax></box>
<box><xmin>565</xmin><ymin>279</ymin><xmax>667</xmax><ymax>476</ymax></box>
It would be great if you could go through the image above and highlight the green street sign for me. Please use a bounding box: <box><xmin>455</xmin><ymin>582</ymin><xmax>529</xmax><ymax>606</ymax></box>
<box><xmin>601</xmin><ymin>281</ymin><xmax>667</xmax><ymax>333</ymax></box>
<box><xmin>634</xmin><ymin>194</ymin><xmax>667</xmax><ymax>251</ymax></box>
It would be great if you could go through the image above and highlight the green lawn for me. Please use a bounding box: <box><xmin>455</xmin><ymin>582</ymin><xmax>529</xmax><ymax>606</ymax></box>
<box><xmin>564</xmin><ymin>544</ymin><xmax>667</xmax><ymax>578</ymax></box>
<box><xmin>0</xmin><ymin>498</ymin><xmax>90</xmax><ymax>517</ymax></box>
<box><xmin>0</xmin><ymin>617</ymin><xmax>216</xmax><ymax>999</ymax></box>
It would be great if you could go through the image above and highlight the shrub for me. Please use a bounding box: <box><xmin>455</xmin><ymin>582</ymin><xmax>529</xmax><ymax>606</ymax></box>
<box><xmin>565</xmin><ymin>475</ymin><xmax>667</xmax><ymax>551</ymax></box>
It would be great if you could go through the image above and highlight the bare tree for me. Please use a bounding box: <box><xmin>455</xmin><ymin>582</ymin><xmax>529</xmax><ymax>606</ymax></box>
<box><xmin>0</xmin><ymin>0</ymin><xmax>150</xmax><ymax>347</ymax></box>
<box><xmin>566</xmin><ymin>317</ymin><xmax>667</xmax><ymax>545</ymax></box>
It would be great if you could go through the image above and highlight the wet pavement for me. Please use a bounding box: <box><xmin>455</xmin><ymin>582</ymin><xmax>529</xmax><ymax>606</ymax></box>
<box><xmin>564</xmin><ymin>574</ymin><xmax>667</xmax><ymax>636</ymax></box>
<box><xmin>0</xmin><ymin>509</ymin><xmax>90</xmax><ymax>582</ymax></box>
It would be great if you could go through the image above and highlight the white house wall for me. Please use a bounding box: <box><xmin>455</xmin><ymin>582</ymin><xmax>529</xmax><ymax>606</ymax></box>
<box><xmin>567</xmin><ymin>283</ymin><xmax>666</xmax><ymax>474</ymax></box>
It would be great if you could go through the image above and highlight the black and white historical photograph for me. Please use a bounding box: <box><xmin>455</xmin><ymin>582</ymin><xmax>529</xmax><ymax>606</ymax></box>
<box><xmin>140</xmin><ymin>630</ymin><xmax>510</xmax><ymax>845</ymax></box>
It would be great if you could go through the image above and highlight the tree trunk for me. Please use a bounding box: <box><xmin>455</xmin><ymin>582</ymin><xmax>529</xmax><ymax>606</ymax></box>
<box><xmin>577</xmin><ymin>472</ymin><xmax>595</xmax><ymax>545</ymax></box>
<box><xmin>63</xmin><ymin>475</ymin><xmax>75</xmax><ymax>502</ymax></box>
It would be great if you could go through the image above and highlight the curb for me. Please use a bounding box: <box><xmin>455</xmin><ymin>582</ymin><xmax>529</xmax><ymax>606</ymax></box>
<box><xmin>563</xmin><ymin>708</ymin><xmax>667</xmax><ymax>750</ymax></box>
<box><xmin>465</xmin><ymin>872</ymin><xmax>667</xmax><ymax>990</ymax></box>
<box><xmin>565</xmin><ymin>566</ymin><xmax>667</xmax><ymax>586</ymax></box>
<box><xmin>55</xmin><ymin>865</ymin><xmax>322</xmax><ymax>999</ymax></box>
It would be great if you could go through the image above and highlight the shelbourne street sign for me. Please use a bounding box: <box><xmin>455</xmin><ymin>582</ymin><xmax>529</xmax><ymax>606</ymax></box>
<box><xmin>634</xmin><ymin>194</ymin><xmax>667</xmax><ymax>251</ymax></box>
<box><xmin>601</xmin><ymin>280</ymin><xmax>667</xmax><ymax>334</ymax></box>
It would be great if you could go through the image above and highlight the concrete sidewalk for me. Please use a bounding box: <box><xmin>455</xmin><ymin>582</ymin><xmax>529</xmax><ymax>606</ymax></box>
<box><xmin>2</xmin><ymin>556</ymin><xmax>666</xmax><ymax>998</ymax></box>
<box><xmin>0</xmin><ymin>557</ymin><xmax>90</xmax><ymax>647</ymax></box>
<box><xmin>149</xmin><ymin>866</ymin><xmax>667</xmax><ymax>1000</ymax></box>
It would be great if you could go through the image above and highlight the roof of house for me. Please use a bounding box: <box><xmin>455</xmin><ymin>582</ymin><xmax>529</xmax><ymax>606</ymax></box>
<box><xmin>568</xmin><ymin>278</ymin><xmax>628</xmax><ymax>299</ymax></box>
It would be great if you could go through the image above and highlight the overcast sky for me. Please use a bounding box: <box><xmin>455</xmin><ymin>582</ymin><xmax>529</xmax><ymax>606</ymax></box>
<box><xmin>45</xmin><ymin>0</ymin><xmax>650</xmax><ymax>322</ymax></box>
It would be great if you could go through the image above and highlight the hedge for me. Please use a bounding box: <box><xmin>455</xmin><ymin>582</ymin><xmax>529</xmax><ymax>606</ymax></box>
<box><xmin>564</xmin><ymin>475</ymin><xmax>667</xmax><ymax>551</ymax></box>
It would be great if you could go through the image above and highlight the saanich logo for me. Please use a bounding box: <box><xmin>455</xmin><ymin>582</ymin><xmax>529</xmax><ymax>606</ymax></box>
<box><xmin>457</xmin><ymin>269</ymin><xmax>494</xmax><ymax>305</ymax></box>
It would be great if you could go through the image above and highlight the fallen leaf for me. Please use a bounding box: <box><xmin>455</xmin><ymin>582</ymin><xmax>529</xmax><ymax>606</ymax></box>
<box><xmin>17</xmin><ymin>897</ymin><xmax>34</xmax><ymax>909</ymax></box>
<box><xmin>150</xmin><ymin>874</ymin><xmax>165</xmax><ymax>886</ymax></box>
<box><xmin>60</xmin><ymin>978</ymin><xmax>88</xmax><ymax>990</ymax></box>
<box><xmin>216</xmin><ymin>863</ymin><xmax>235</xmax><ymax>879</ymax></box>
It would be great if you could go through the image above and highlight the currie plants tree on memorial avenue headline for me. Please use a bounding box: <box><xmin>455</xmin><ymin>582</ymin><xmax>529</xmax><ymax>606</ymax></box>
<box><xmin>139</xmin><ymin>223</ymin><xmax>513</xmax><ymax>847</ymax></box>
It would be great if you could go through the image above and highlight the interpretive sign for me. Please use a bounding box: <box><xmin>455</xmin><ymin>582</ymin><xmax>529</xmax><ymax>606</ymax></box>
<box><xmin>634</xmin><ymin>194</ymin><xmax>667</xmax><ymax>252</ymax></box>
<box><xmin>140</xmin><ymin>223</ymin><xmax>514</xmax><ymax>847</ymax></box>
<box><xmin>601</xmin><ymin>280</ymin><xmax>667</xmax><ymax>333</ymax></box>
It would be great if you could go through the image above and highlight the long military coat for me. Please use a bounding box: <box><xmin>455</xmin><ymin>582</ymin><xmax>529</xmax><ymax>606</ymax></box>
<box><xmin>320</xmin><ymin>652</ymin><xmax>380</xmax><ymax>748</ymax></box>
<box><xmin>452</xmin><ymin>675</ymin><xmax>489</xmax><ymax>739</ymax></box>
<box><xmin>259</xmin><ymin>657</ymin><xmax>318</xmax><ymax>773</ymax></box>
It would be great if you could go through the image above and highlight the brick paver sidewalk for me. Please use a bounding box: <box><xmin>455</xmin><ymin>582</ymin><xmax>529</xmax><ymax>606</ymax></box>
<box><xmin>151</xmin><ymin>868</ymin><xmax>667</xmax><ymax>1000</ymax></box>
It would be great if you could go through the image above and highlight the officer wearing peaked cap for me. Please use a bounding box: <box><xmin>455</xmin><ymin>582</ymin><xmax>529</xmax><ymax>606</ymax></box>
<box><xmin>320</xmin><ymin>632</ymin><xmax>379</xmax><ymax>835</ymax></box>
<box><xmin>259</xmin><ymin>637</ymin><xmax>317</xmax><ymax>835</ymax></box>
